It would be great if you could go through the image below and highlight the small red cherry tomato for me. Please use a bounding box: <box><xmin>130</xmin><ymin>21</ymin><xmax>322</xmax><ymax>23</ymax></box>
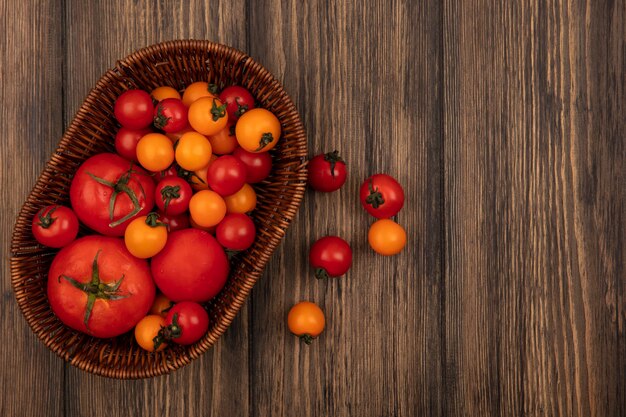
<box><xmin>115</xmin><ymin>127</ymin><xmax>152</xmax><ymax>162</ymax></box>
<box><xmin>157</xmin><ymin>211</ymin><xmax>190</xmax><ymax>232</ymax></box>
<box><xmin>153</xmin><ymin>98</ymin><xmax>189</xmax><ymax>133</ymax></box>
<box><xmin>216</xmin><ymin>213</ymin><xmax>256</xmax><ymax>251</ymax></box>
<box><xmin>359</xmin><ymin>174</ymin><xmax>405</xmax><ymax>218</ymax></box>
<box><xmin>309</xmin><ymin>236</ymin><xmax>352</xmax><ymax>279</ymax></box>
<box><xmin>232</xmin><ymin>147</ymin><xmax>272</xmax><ymax>183</ymax></box>
<box><xmin>164</xmin><ymin>301</ymin><xmax>210</xmax><ymax>345</ymax></box>
<box><xmin>31</xmin><ymin>205</ymin><xmax>79</xmax><ymax>248</ymax></box>
<box><xmin>308</xmin><ymin>151</ymin><xmax>347</xmax><ymax>192</ymax></box>
<box><xmin>155</xmin><ymin>177</ymin><xmax>193</xmax><ymax>216</ymax></box>
<box><xmin>206</xmin><ymin>155</ymin><xmax>247</xmax><ymax>196</ymax></box>
<box><xmin>219</xmin><ymin>86</ymin><xmax>256</xmax><ymax>121</ymax></box>
<box><xmin>114</xmin><ymin>89</ymin><xmax>154</xmax><ymax>129</ymax></box>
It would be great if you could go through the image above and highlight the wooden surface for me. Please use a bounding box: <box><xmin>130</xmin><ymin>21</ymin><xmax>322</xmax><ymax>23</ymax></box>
<box><xmin>1</xmin><ymin>0</ymin><xmax>624</xmax><ymax>416</ymax></box>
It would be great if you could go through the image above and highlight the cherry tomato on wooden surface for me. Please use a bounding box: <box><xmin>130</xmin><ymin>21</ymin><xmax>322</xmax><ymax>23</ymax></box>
<box><xmin>208</xmin><ymin>123</ymin><xmax>238</xmax><ymax>155</ymax></box>
<box><xmin>135</xmin><ymin>315</ymin><xmax>167</xmax><ymax>352</ymax></box>
<box><xmin>307</xmin><ymin>150</ymin><xmax>347</xmax><ymax>192</ymax></box>
<box><xmin>150</xmin><ymin>293</ymin><xmax>174</xmax><ymax>317</ymax></box>
<box><xmin>31</xmin><ymin>205</ymin><xmax>79</xmax><ymax>248</ymax></box>
<box><xmin>70</xmin><ymin>153</ymin><xmax>155</xmax><ymax>236</ymax></box>
<box><xmin>218</xmin><ymin>86</ymin><xmax>255</xmax><ymax>121</ymax></box>
<box><xmin>115</xmin><ymin>127</ymin><xmax>152</xmax><ymax>162</ymax></box>
<box><xmin>182</xmin><ymin>81</ymin><xmax>218</xmax><ymax>107</ymax></box>
<box><xmin>206</xmin><ymin>155</ymin><xmax>247</xmax><ymax>196</ymax></box>
<box><xmin>188</xmin><ymin>97</ymin><xmax>229</xmax><ymax>136</ymax></box>
<box><xmin>114</xmin><ymin>89</ymin><xmax>154</xmax><ymax>130</ymax></box>
<box><xmin>175</xmin><ymin>131</ymin><xmax>213</xmax><ymax>171</ymax></box>
<box><xmin>287</xmin><ymin>301</ymin><xmax>325</xmax><ymax>344</ymax></box>
<box><xmin>151</xmin><ymin>229</ymin><xmax>229</xmax><ymax>302</ymax></box>
<box><xmin>189</xmin><ymin>190</ymin><xmax>227</xmax><ymax>227</ymax></box>
<box><xmin>47</xmin><ymin>236</ymin><xmax>155</xmax><ymax>338</ymax></box>
<box><xmin>224</xmin><ymin>183</ymin><xmax>257</xmax><ymax>214</ymax></box>
<box><xmin>235</xmin><ymin>108</ymin><xmax>281</xmax><ymax>153</ymax></box>
<box><xmin>216</xmin><ymin>213</ymin><xmax>256</xmax><ymax>251</ymax></box>
<box><xmin>124</xmin><ymin>213</ymin><xmax>168</xmax><ymax>259</ymax></box>
<box><xmin>359</xmin><ymin>174</ymin><xmax>405</xmax><ymax>218</ymax></box>
<box><xmin>153</xmin><ymin>98</ymin><xmax>188</xmax><ymax>133</ymax></box>
<box><xmin>309</xmin><ymin>236</ymin><xmax>352</xmax><ymax>279</ymax></box>
<box><xmin>232</xmin><ymin>147</ymin><xmax>272</xmax><ymax>183</ymax></box>
<box><xmin>163</xmin><ymin>301</ymin><xmax>210</xmax><ymax>345</ymax></box>
<box><xmin>157</xmin><ymin>211</ymin><xmax>190</xmax><ymax>232</ymax></box>
<box><xmin>155</xmin><ymin>176</ymin><xmax>193</xmax><ymax>215</ymax></box>
<box><xmin>136</xmin><ymin>133</ymin><xmax>175</xmax><ymax>172</ymax></box>
<box><xmin>368</xmin><ymin>219</ymin><xmax>407</xmax><ymax>256</ymax></box>
<box><xmin>151</xmin><ymin>86</ymin><xmax>181</xmax><ymax>102</ymax></box>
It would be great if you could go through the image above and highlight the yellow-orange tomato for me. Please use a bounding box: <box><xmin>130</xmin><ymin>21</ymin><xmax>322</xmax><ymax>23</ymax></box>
<box><xmin>182</xmin><ymin>81</ymin><xmax>217</xmax><ymax>107</ymax></box>
<box><xmin>136</xmin><ymin>133</ymin><xmax>175</xmax><ymax>172</ymax></box>
<box><xmin>235</xmin><ymin>108</ymin><xmax>281</xmax><ymax>153</ymax></box>
<box><xmin>208</xmin><ymin>123</ymin><xmax>238</xmax><ymax>155</ymax></box>
<box><xmin>367</xmin><ymin>219</ymin><xmax>407</xmax><ymax>255</ymax></box>
<box><xmin>124</xmin><ymin>214</ymin><xmax>168</xmax><ymax>258</ymax></box>
<box><xmin>224</xmin><ymin>183</ymin><xmax>257</xmax><ymax>213</ymax></box>
<box><xmin>190</xmin><ymin>154</ymin><xmax>218</xmax><ymax>191</ymax></box>
<box><xmin>189</xmin><ymin>216</ymin><xmax>216</xmax><ymax>234</ymax></box>
<box><xmin>175</xmin><ymin>131</ymin><xmax>213</xmax><ymax>171</ymax></box>
<box><xmin>287</xmin><ymin>301</ymin><xmax>325</xmax><ymax>344</ymax></box>
<box><xmin>189</xmin><ymin>190</ymin><xmax>227</xmax><ymax>227</ymax></box>
<box><xmin>151</xmin><ymin>86</ymin><xmax>181</xmax><ymax>101</ymax></box>
<box><xmin>135</xmin><ymin>315</ymin><xmax>167</xmax><ymax>352</ymax></box>
<box><xmin>150</xmin><ymin>293</ymin><xmax>174</xmax><ymax>317</ymax></box>
<box><xmin>188</xmin><ymin>97</ymin><xmax>229</xmax><ymax>136</ymax></box>
<box><xmin>166</xmin><ymin>126</ymin><xmax>195</xmax><ymax>143</ymax></box>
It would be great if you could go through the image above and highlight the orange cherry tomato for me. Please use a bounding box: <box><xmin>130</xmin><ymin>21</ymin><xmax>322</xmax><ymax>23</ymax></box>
<box><xmin>189</xmin><ymin>190</ymin><xmax>227</xmax><ymax>227</ymax></box>
<box><xmin>135</xmin><ymin>315</ymin><xmax>167</xmax><ymax>352</ymax></box>
<box><xmin>182</xmin><ymin>81</ymin><xmax>217</xmax><ymax>107</ymax></box>
<box><xmin>151</xmin><ymin>86</ymin><xmax>181</xmax><ymax>101</ymax></box>
<box><xmin>235</xmin><ymin>108</ymin><xmax>281</xmax><ymax>153</ymax></box>
<box><xmin>287</xmin><ymin>301</ymin><xmax>325</xmax><ymax>344</ymax></box>
<box><xmin>208</xmin><ymin>123</ymin><xmax>238</xmax><ymax>155</ymax></box>
<box><xmin>124</xmin><ymin>213</ymin><xmax>168</xmax><ymax>258</ymax></box>
<box><xmin>175</xmin><ymin>131</ymin><xmax>213</xmax><ymax>171</ymax></box>
<box><xmin>224</xmin><ymin>183</ymin><xmax>257</xmax><ymax>213</ymax></box>
<box><xmin>190</xmin><ymin>154</ymin><xmax>218</xmax><ymax>191</ymax></box>
<box><xmin>165</xmin><ymin>126</ymin><xmax>195</xmax><ymax>143</ymax></box>
<box><xmin>367</xmin><ymin>219</ymin><xmax>407</xmax><ymax>255</ymax></box>
<box><xmin>150</xmin><ymin>293</ymin><xmax>174</xmax><ymax>317</ymax></box>
<box><xmin>188</xmin><ymin>97</ymin><xmax>229</xmax><ymax>136</ymax></box>
<box><xmin>136</xmin><ymin>133</ymin><xmax>175</xmax><ymax>172</ymax></box>
<box><xmin>189</xmin><ymin>216</ymin><xmax>216</xmax><ymax>234</ymax></box>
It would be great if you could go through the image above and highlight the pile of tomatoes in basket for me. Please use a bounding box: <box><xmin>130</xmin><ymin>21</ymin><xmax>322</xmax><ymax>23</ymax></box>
<box><xmin>33</xmin><ymin>82</ymin><xmax>280</xmax><ymax>351</ymax></box>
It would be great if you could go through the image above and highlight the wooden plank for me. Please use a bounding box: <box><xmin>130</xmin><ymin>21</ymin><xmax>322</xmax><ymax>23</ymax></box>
<box><xmin>442</xmin><ymin>1</ymin><xmax>626</xmax><ymax>416</ymax></box>
<box><xmin>62</xmin><ymin>1</ymin><xmax>250</xmax><ymax>416</ymax></box>
<box><xmin>0</xmin><ymin>0</ymin><xmax>65</xmax><ymax>415</ymax></box>
<box><xmin>248</xmin><ymin>0</ymin><xmax>443</xmax><ymax>416</ymax></box>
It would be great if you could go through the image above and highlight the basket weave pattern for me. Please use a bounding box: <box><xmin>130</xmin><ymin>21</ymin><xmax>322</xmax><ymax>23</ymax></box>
<box><xmin>10</xmin><ymin>40</ymin><xmax>307</xmax><ymax>378</ymax></box>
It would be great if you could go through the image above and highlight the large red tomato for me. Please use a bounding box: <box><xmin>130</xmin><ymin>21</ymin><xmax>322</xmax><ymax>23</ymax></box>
<box><xmin>151</xmin><ymin>229</ymin><xmax>229</xmax><ymax>302</ymax></box>
<box><xmin>70</xmin><ymin>153</ymin><xmax>155</xmax><ymax>236</ymax></box>
<box><xmin>47</xmin><ymin>236</ymin><xmax>155</xmax><ymax>338</ymax></box>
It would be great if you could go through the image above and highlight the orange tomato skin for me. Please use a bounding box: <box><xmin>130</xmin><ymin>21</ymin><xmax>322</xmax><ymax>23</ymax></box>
<box><xmin>149</xmin><ymin>293</ymin><xmax>174</xmax><ymax>317</ymax></box>
<box><xmin>190</xmin><ymin>155</ymin><xmax>218</xmax><ymax>191</ymax></box>
<box><xmin>135</xmin><ymin>315</ymin><xmax>167</xmax><ymax>352</ymax></box>
<box><xmin>175</xmin><ymin>131</ymin><xmax>213</xmax><ymax>171</ymax></box>
<box><xmin>151</xmin><ymin>86</ymin><xmax>181</xmax><ymax>101</ymax></box>
<box><xmin>209</xmin><ymin>123</ymin><xmax>238</xmax><ymax>155</ymax></box>
<box><xmin>235</xmin><ymin>108</ymin><xmax>281</xmax><ymax>153</ymax></box>
<box><xmin>188</xmin><ymin>97</ymin><xmax>229</xmax><ymax>136</ymax></box>
<box><xmin>182</xmin><ymin>81</ymin><xmax>217</xmax><ymax>107</ymax></box>
<box><xmin>367</xmin><ymin>219</ymin><xmax>407</xmax><ymax>255</ymax></box>
<box><xmin>189</xmin><ymin>190</ymin><xmax>227</xmax><ymax>227</ymax></box>
<box><xmin>224</xmin><ymin>184</ymin><xmax>257</xmax><ymax>213</ymax></box>
<box><xmin>287</xmin><ymin>301</ymin><xmax>325</xmax><ymax>343</ymax></box>
<box><xmin>136</xmin><ymin>133</ymin><xmax>175</xmax><ymax>172</ymax></box>
<box><xmin>124</xmin><ymin>215</ymin><xmax>168</xmax><ymax>259</ymax></box>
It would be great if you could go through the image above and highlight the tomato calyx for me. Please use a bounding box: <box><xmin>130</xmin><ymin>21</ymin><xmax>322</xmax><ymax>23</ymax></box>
<box><xmin>153</xmin><ymin>104</ymin><xmax>172</xmax><ymax>129</ymax></box>
<box><xmin>37</xmin><ymin>205</ymin><xmax>58</xmax><ymax>229</ymax></box>
<box><xmin>300</xmin><ymin>334</ymin><xmax>314</xmax><ymax>345</ymax></box>
<box><xmin>176</xmin><ymin>166</ymin><xmax>205</xmax><ymax>185</ymax></box>
<box><xmin>323</xmin><ymin>150</ymin><xmax>344</xmax><ymax>177</ymax></box>
<box><xmin>365</xmin><ymin>179</ymin><xmax>385</xmax><ymax>209</ymax></box>
<box><xmin>234</xmin><ymin>99</ymin><xmax>249</xmax><ymax>118</ymax></box>
<box><xmin>59</xmin><ymin>250</ymin><xmax>129</xmax><ymax>330</ymax></box>
<box><xmin>210</xmin><ymin>99</ymin><xmax>227</xmax><ymax>121</ymax></box>
<box><xmin>314</xmin><ymin>267</ymin><xmax>330</xmax><ymax>280</ymax></box>
<box><xmin>255</xmin><ymin>133</ymin><xmax>274</xmax><ymax>151</ymax></box>
<box><xmin>145</xmin><ymin>212</ymin><xmax>168</xmax><ymax>228</ymax></box>
<box><xmin>160</xmin><ymin>185</ymin><xmax>181</xmax><ymax>212</ymax></box>
<box><xmin>87</xmin><ymin>166</ymin><xmax>146</xmax><ymax>228</ymax></box>
<box><xmin>153</xmin><ymin>312</ymin><xmax>182</xmax><ymax>350</ymax></box>
<box><xmin>208</xmin><ymin>83</ymin><xmax>220</xmax><ymax>95</ymax></box>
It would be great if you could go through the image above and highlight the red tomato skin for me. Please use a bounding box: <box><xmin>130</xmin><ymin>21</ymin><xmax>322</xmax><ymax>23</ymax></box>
<box><xmin>232</xmin><ymin>147</ymin><xmax>272</xmax><ymax>183</ymax></box>
<box><xmin>165</xmin><ymin>301</ymin><xmax>210</xmax><ymax>345</ymax></box>
<box><xmin>309</xmin><ymin>236</ymin><xmax>353</xmax><ymax>277</ymax></box>
<box><xmin>218</xmin><ymin>86</ymin><xmax>256</xmax><ymax>121</ymax></box>
<box><xmin>153</xmin><ymin>98</ymin><xmax>189</xmax><ymax>133</ymax></box>
<box><xmin>70</xmin><ymin>153</ymin><xmax>156</xmax><ymax>236</ymax></box>
<box><xmin>157</xmin><ymin>211</ymin><xmax>190</xmax><ymax>232</ymax></box>
<box><xmin>359</xmin><ymin>174</ymin><xmax>405</xmax><ymax>218</ymax></box>
<box><xmin>114</xmin><ymin>89</ymin><xmax>154</xmax><ymax>129</ymax></box>
<box><xmin>216</xmin><ymin>213</ymin><xmax>256</xmax><ymax>251</ymax></box>
<box><xmin>155</xmin><ymin>176</ymin><xmax>193</xmax><ymax>216</ymax></box>
<box><xmin>307</xmin><ymin>152</ymin><xmax>347</xmax><ymax>192</ymax></box>
<box><xmin>206</xmin><ymin>155</ymin><xmax>247</xmax><ymax>196</ymax></box>
<box><xmin>115</xmin><ymin>127</ymin><xmax>152</xmax><ymax>162</ymax></box>
<box><xmin>151</xmin><ymin>229</ymin><xmax>229</xmax><ymax>302</ymax></box>
<box><xmin>47</xmin><ymin>236</ymin><xmax>155</xmax><ymax>338</ymax></box>
<box><xmin>31</xmin><ymin>205</ymin><xmax>79</xmax><ymax>248</ymax></box>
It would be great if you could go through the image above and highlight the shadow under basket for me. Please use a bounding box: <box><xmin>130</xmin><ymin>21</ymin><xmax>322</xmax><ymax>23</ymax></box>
<box><xmin>10</xmin><ymin>40</ymin><xmax>307</xmax><ymax>379</ymax></box>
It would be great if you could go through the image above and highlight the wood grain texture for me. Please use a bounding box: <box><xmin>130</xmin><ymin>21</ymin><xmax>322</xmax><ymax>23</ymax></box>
<box><xmin>2</xmin><ymin>0</ymin><xmax>624</xmax><ymax>416</ymax></box>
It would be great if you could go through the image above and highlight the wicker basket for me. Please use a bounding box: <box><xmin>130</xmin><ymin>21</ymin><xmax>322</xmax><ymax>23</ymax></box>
<box><xmin>10</xmin><ymin>40</ymin><xmax>307</xmax><ymax>378</ymax></box>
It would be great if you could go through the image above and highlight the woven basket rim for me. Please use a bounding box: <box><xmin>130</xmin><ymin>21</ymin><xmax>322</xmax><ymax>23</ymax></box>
<box><xmin>11</xmin><ymin>39</ymin><xmax>307</xmax><ymax>378</ymax></box>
